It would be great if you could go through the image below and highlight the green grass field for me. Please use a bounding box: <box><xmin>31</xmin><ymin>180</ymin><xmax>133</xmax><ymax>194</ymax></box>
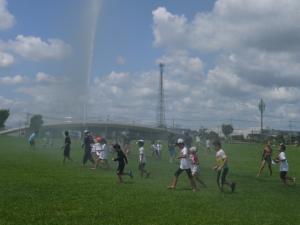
<box><xmin>1</xmin><ymin>136</ymin><xmax>300</xmax><ymax>225</ymax></box>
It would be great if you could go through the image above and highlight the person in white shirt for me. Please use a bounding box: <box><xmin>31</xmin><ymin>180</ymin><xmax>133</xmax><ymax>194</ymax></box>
<box><xmin>92</xmin><ymin>137</ymin><xmax>109</xmax><ymax>169</ymax></box>
<box><xmin>151</xmin><ymin>141</ymin><xmax>158</xmax><ymax>158</ymax></box>
<box><xmin>156</xmin><ymin>141</ymin><xmax>162</xmax><ymax>159</ymax></box>
<box><xmin>274</xmin><ymin>143</ymin><xmax>295</xmax><ymax>185</ymax></box>
<box><xmin>137</xmin><ymin>140</ymin><xmax>150</xmax><ymax>178</ymax></box>
<box><xmin>213</xmin><ymin>141</ymin><xmax>236</xmax><ymax>192</ymax></box>
<box><xmin>168</xmin><ymin>138</ymin><xmax>197</xmax><ymax>191</ymax></box>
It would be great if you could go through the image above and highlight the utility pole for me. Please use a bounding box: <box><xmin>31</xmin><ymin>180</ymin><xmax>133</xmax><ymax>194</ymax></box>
<box><xmin>158</xmin><ymin>63</ymin><xmax>166</xmax><ymax>128</ymax></box>
<box><xmin>258</xmin><ymin>98</ymin><xmax>266</xmax><ymax>137</ymax></box>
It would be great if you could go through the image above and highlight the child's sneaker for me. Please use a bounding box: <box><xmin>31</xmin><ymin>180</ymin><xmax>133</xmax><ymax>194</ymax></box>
<box><xmin>231</xmin><ymin>182</ymin><xmax>236</xmax><ymax>193</ymax></box>
<box><xmin>129</xmin><ymin>170</ymin><xmax>133</xmax><ymax>179</ymax></box>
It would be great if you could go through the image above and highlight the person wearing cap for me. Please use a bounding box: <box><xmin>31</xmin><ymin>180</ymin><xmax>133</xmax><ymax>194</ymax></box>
<box><xmin>81</xmin><ymin>130</ymin><xmax>95</xmax><ymax>166</ymax></box>
<box><xmin>62</xmin><ymin>130</ymin><xmax>72</xmax><ymax>163</ymax></box>
<box><xmin>137</xmin><ymin>140</ymin><xmax>150</xmax><ymax>178</ymax></box>
<box><xmin>213</xmin><ymin>140</ymin><xmax>236</xmax><ymax>192</ymax></box>
<box><xmin>274</xmin><ymin>143</ymin><xmax>296</xmax><ymax>185</ymax></box>
<box><xmin>90</xmin><ymin>136</ymin><xmax>99</xmax><ymax>161</ymax></box>
<box><xmin>189</xmin><ymin>146</ymin><xmax>206</xmax><ymax>188</ymax></box>
<box><xmin>168</xmin><ymin>138</ymin><xmax>197</xmax><ymax>191</ymax></box>
<box><xmin>112</xmin><ymin>144</ymin><xmax>133</xmax><ymax>183</ymax></box>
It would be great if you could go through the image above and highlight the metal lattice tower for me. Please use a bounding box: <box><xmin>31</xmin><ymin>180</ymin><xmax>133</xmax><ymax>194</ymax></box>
<box><xmin>157</xmin><ymin>63</ymin><xmax>166</xmax><ymax>128</ymax></box>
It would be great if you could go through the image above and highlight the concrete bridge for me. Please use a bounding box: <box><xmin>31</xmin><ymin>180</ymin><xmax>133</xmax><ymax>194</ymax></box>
<box><xmin>0</xmin><ymin>122</ymin><xmax>179</xmax><ymax>141</ymax></box>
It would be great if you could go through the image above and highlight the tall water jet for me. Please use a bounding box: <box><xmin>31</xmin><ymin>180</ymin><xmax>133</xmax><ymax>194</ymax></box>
<box><xmin>81</xmin><ymin>0</ymin><xmax>101</xmax><ymax>125</ymax></box>
<box><xmin>48</xmin><ymin>0</ymin><xmax>101</xmax><ymax>124</ymax></box>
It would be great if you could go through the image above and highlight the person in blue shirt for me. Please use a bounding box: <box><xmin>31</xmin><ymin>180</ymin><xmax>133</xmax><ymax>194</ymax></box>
<box><xmin>28</xmin><ymin>132</ymin><xmax>36</xmax><ymax>148</ymax></box>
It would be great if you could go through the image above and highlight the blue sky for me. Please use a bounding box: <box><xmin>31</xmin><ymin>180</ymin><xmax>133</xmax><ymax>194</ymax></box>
<box><xmin>1</xmin><ymin>0</ymin><xmax>300</xmax><ymax>132</ymax></box>
<box><xmin>4</xmin><ymin>0</ymin><xmax>215</xmax><ymax>77</ymax></box>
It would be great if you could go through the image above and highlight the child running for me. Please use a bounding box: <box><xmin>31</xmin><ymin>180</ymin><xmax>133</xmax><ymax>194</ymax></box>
<box><xmin>257</xmin><ymin>144</ymin><xmax>273</xmax><ymax>177</ymax></box>
<box><xmin>156</xmin><ymin>141</ymin><xmax>162</xmax><ymax>159</ymax></box>
<box><xmin>91</xmin><ymin>136</ymin><xmax>109</xmax><ymax>169</ymax></box>
<box><xmin>81</xmin><ymin>130</ymin><xmax>95</xmax><ymax>166</ymax></box>
<box><xmin>274</xmin><ymin>143</ymin><xmax>296</xmax><ymax>185</ymax></box>
<box><xmin>168</xmin><ymin>138</ymin><xmax>197</xmax><ymax>191</ymax></box>
<box><xmin>62</xmin><ymin>130</ymin><xmax>72</xmax><ymax>163</ymax></box>
<box><xmin>137</xmin><ymin>140</ymin><xmax>150</xmax><ymax>178</ymax></box>
<box><xmin>189</xmin><ymin>146</ymin><xmax>206</xmax><ymax>188</ymax></box>
<box><xmin>112</xmin><ymin>144</ymin><xmax>133</xmax><ymax>183</ymax></box>
<box><xmin>28</xmin><ymin>132</ymin><xmax>36</xmax><ymax>149</ymax></box>
<box><xmin>213</xmin><ymin>141</ymin><xmax>236</xmax><ymax>192</ymax></box>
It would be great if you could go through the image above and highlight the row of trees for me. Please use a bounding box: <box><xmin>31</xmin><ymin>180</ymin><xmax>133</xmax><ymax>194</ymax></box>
<box><xmin>198</xmin><ymin>124</ymin><xmax>234</xmax><ymax>140</ymax></box>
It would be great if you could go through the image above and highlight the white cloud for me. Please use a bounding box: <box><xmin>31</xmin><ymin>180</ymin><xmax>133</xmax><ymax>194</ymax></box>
<box><xmin>157</xmin><ymin>51</ymin><xmax>205</xmax><ymax>82</ymax></box>
<box><xmin>7</xmin><ymin>35</ymin><xmax>71</xmax><ymax>61</ymax></box>
<box><xmin>0</xmin><ymin>75</ymin><xmax>27</xmax><ymax>85</ymax></box>
<box><xmin>153</xmin><ymin>1</ymin><xmax>300</xmax><ymax>52</ymax></box>
<box><xmin>0</xmin><ymin>51</ymin><xmax>14</xmax><ymax>67</ymax></box>
<box><xmin>0</xmin><ymin>95</ymin><xmax>13</xmax><ymax>107</ymax></box>
<box><xmin>0</xmin><ymin>0</ymin><xmax>15</xmax><ymax>30</ymax></box>
<box><xmin>150</xmin><ymin>1</ymin><xmax>300</xmax><ymax>130</ymax></box>
<box><xmin>152</xmin><ymin>7</ymin><xmax>188</xmax><ymax>50</ymax></box>
<box><xmin>262</xmin><ymin>87</ymin><xmax>300</xmax><ymax>103</ymax></box>
<box><xmin>35</xmin><ymin>72</ymin><xmax>56</xmax><ymax>83</ymax></box>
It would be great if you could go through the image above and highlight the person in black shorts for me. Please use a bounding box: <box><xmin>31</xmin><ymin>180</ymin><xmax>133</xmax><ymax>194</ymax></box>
<box><xmin>257</xmin><ymin>144</ymin><xmax>273</xmax><ymax>177</ymax></box>
<box><xmin>62</xmin><ymin>130</ymin><xmax>72</xmax><ymax>163</ymax></box>
<box><xmin>112</xmin><ymin>144</ymin><xmax>133</xmax><ymax>183</ymax></box>
<box><xmin>81</xmin><ymin>130</ymin><xmax>95</xmax><ymax>166</ymax></box>
<box><xmin>168</xmin><ymin>138</ymin><xmax>197</xmax><ymax>191</ymax></box>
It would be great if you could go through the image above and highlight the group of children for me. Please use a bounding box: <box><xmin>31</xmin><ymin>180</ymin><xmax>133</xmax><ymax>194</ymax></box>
<box><xmin>62</xmin><ymin>130</ymin><xmax>151</xmax><ymax>183</ymax></box>
<box><xmin>60</xmin><ymin>130</ymin><xmax>296</xmax><ymax>190</ymax></box>
<box><xmin>168</xmin><ymin>139</ymin><xmax>234</xmax><ymax>192</ymax></box>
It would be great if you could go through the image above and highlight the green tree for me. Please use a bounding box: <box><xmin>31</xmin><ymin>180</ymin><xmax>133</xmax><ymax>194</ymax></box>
<box><xmin>222</xmin><ymin>124</ymin><xmax>234</xmax><ymax>138</ymax></box>
<box><xmin>0</xmin><ymin>109</ymin><xmax>10</xmax><ymax>129</ymax></box>
<box><xmin>208</xmin><ymin>131</ymin><xmax>219</xmax><ymax>140</ymax></box>
<box><xmin>29</xmin><ymin>114</ymin><xmax>43</xmax><ymax>133</ymax></box>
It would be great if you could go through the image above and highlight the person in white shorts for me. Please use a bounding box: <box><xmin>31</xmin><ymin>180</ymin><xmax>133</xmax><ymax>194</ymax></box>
<box><xmin>189</xmin><ymin>146</ymin><xmax>206</xmax><ymax>188</ymax></box>
<box><xmin>137</xmin><ymin>140</ymin><xmax>150</xmax><ymax>178</ymax></box>
<box><xmin>274</xmin><ymin>143</ymin><xmax>296</xmax><ymax>185</ymax></box>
